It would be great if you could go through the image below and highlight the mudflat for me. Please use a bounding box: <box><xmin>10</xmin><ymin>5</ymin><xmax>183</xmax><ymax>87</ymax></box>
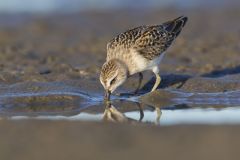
<box><xmin>1</xmin><ymin>120</ymin><xmax>240</xmax><ymax>160</ymax></box>
<box><xmin>0</xmin><ymin>6</ymin><xmax>240</xmax><ymax>159</ymax></box>
<box><xmin>0</xmin><ymin>8</ymin><xmax>240</xmax><ymax>93</ymax></box>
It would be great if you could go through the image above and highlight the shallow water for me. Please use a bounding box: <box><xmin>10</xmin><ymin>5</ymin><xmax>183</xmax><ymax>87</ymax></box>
<box><xmin>9</xmin><ymin>107</ymin><xmax>240</xmax><ymax>125</ymax></box>
<box><xmin>0</xmin><ymin>82</ymin><xmax>240</xmax><ymax>125</ymax></box>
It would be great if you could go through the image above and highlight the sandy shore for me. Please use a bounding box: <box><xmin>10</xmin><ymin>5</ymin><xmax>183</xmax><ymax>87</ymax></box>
<box><xmin>0</xmin><ymin>8</ymin><xmax>240</xmax><ymax>93</ymax></box>
<box><xmin>0</xmin><ymin>7</ymin><xmax>239</xmax><ymax>111</ymax></box>
<box><xmin>0</xmin><ymin>120</ymin><xmax>240</xmax><ymax>160</ymax></box>
<box><xmin>0</xmin><ymin>6</ymin><xmax>240</xmax><ymax>159</ymax></box>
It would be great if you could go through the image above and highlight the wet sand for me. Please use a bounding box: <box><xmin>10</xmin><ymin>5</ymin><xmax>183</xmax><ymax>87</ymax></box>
<box><xmin>1</xmin><ymin>6</ymin><xmax>240</xmax><ymax>159</ymax></box>
<box><xmin>1</xmin><ymin>120</ymin><xmax>240</xmax><ymax>160</ymax></box>
<box><xmin>0</xmin><ymin>8</ymin><xmax>240</xmax><ymax>92</ymax></box>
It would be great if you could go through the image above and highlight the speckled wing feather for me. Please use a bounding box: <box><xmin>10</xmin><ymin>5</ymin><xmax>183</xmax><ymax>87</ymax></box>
<box><xmin>107</xmin><ymin>16</ymin><xmax>188</xmax><ymax>60</ymax></box>
<box><xmin>106</xmin><ymin>25</ymin><xmax>148</xmax><ymax>59</ymax></box>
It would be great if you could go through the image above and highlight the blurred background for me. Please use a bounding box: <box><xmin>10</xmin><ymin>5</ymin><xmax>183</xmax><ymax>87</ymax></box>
<box><xmin>0</xmin><ymin>0</ymin><xmax>239</xmax><ymax>13</ymax></box>
<box><xmin>1</xmin><ymin>1</ymin><xmax>240</xmax><ymax>160</ymax></box>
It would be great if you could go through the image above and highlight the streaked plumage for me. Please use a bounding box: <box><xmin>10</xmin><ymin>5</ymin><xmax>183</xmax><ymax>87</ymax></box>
<box><xmin>100</xmin><ymin>16</ymin><xmax>188</xmax><ymax>100</ymax></box>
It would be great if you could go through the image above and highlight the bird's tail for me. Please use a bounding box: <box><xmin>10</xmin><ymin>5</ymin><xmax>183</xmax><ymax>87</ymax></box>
<box><xmin>162</xmin><ymin>16</ymin><xmax>188</xmax><ymax>36</ymax></box>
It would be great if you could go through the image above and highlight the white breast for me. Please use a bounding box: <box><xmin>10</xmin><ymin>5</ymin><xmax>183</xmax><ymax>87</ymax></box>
<box><xmin>147</xmin><ymin>52</ymin><xmax>166</xmax><ymax>70</ymax></box>
<box><xmin>129</xmin><ymin>51</ymin><xmax>166</xmax><ymax>75</ymax></box>
<box><xmin>132</xmin><ymin>50</ymin><xmax>148</xmax><ymax>72</ymax></box>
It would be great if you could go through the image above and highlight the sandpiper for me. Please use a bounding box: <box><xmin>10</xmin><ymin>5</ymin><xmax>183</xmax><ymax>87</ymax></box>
<box><xmin>100</xmin><ymin>16</ymin><xmax>188</xmax><ymax>100</ymax></box>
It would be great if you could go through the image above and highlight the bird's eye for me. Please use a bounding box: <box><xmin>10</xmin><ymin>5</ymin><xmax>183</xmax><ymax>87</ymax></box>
<box><xmin>110</xmin><ymin>77</ymin><xmax>117</xmax><ymax>85</ymax></box>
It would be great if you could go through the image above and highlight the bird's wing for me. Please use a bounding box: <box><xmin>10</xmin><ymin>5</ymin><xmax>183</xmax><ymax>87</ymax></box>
<box><xmin>107</xmin><ymin>16</ymin><xmax>187</xmax><ymax>60</ymax></box>
<box><xmin>133</xmin><ymin>25</ymin><xmax>173</xmax><ymax>60</ymax></box>
<box><xmin>106</xmin><ymin>26</ymin><xmax>148</xmax><ymax>60</ymax></box>
<box><xmin>133</xmin><ymin>16</ymin><xmax>188</xmax><ymax>60</ymax></box>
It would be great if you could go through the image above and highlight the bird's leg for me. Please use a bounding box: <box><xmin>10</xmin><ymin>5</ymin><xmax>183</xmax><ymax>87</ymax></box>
<box><xmin>134</xmin><ymin>72</ymin><xmax>143</xmax><ymax>94</ymax></box>
<box><xmin>151</xmin><ymin>72</ymin><xmax>161</xmax><ymax>92</ymax></box>
<box><xmin>136</xmin><ymin>102</ymin><xmax>144</xmax><ymax>122</ymax></box>
<box><xmin>117</xmin><ymin>73</ymin><xmax>143</xmax><ymax>97</ymax></box>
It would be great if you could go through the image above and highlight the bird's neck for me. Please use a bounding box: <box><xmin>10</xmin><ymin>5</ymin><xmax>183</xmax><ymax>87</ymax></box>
<box><xmin>110</xmin><ymin>58</ymin><xmax>129</xmax><ymax>77</ymax></box>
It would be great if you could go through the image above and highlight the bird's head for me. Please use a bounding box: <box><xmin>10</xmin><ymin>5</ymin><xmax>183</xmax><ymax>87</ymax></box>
<box><xmin>100</xmin><ymin>59</ymin><xmax>128</xmax><ymax>101</ymax></box>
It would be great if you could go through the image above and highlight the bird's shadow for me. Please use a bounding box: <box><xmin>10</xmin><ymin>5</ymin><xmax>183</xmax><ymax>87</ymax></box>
<box><xmin>140</xmin><ymin>73</ymin><xmax>192</xmax><ymax>93</ymax></box>
<box><xmin>139</xmin><ymin>65</ymin><xmax>240</xmax><ymax>94</ymax></box>
<box><xmin>201</xmin><ymin>65</ymin><xmax>240</xmax><ymax>78</ymax></box>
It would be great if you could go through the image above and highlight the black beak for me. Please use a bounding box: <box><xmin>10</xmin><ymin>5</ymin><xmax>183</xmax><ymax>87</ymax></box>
<box><xmin>104</xmin><ymin>90</ymin><xmax>111</xmax><ymax>101</ymax></box>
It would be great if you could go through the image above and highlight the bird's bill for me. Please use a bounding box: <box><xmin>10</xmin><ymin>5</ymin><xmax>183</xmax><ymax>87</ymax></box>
<box><xmin>104</xmin><ymin>90</ymin><xmax>111</xmax><ymax>101</ymax></box>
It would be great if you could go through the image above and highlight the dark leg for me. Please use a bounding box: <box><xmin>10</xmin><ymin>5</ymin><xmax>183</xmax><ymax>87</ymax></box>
<box><xmin>117</xmin><ymin>72</ymin><xmax>143</xmax><ymax>97</ymax></box>
<box><xmin>136</xmin><ymin>102</ymin><xmax>144</xmax><ymax>122</ymax></box>
<box><xmin>134</xmin><ymin>72</ymin><xmax>143</xmax><ymax>94</ymax></box>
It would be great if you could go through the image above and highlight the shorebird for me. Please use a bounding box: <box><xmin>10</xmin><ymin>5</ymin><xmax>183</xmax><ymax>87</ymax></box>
<box><xmin>100</xmin><ymin>16</ymin><xmax>188</xmax><ymax>100</ymax></box>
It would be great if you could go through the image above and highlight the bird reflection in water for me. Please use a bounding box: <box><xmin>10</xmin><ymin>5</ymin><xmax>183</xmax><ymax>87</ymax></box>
<box><xmin>102</xmin><ymin>102</ymin><xmax>161</xmax><ymax>125</ymax></box>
